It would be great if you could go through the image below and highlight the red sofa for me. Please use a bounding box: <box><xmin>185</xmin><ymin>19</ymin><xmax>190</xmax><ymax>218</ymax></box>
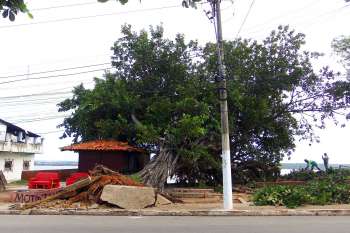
<box><xmin>28</xmin><ymin>172</ymin><xmax>60</xmax><ymax>189</ymax></box>
<box><xmin>66</xmin><ymin>172</ymin><xmax>89</xmax><ymax>186</ymax></box>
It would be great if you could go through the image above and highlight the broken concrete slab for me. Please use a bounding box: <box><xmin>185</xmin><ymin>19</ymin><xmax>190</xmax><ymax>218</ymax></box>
<box><xmin>100</xmin><ymin>185</ymin><xmax>155</xmax><ymax>209</ymax></box>
<box><xmin>155</xmin><ymin>194</ymin><xmax>172</xmax><ymax>206</ymax></box>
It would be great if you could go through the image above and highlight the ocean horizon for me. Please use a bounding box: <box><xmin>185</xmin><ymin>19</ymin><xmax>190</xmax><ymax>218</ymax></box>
<box><xmin>33</xmin><ymin>161</ymin><xmax>350</xmax><ymax>174</ymax></box>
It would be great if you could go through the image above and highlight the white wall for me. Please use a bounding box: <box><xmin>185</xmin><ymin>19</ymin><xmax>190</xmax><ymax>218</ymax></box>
<box><xmin>0</xmin><ymin>123</ymin><xmax>6</xmax><ymax>142</ymax></box>
<box><xmin>0</xmin><ymin>152</ymin><xmax>34</xmax><ymax>182</ymax></box>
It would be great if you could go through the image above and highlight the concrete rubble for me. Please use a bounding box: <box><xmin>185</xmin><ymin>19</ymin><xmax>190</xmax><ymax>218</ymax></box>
<box><xmin>101</xmin><ymin>185</ymin><xmax>156</xmax><ymax>209</ymax></box>
<box><xmin>155</xmin><ymin>194</ymin><xmax>172</xmax><ymax>206</ymax></box>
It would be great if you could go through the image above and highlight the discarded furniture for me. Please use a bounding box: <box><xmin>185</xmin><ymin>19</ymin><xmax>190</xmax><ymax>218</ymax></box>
<box><xmin>66</xmin><ymin>172</ymin><xmax>89</xmax><ymax>186</ymax></box>
<box><xmin>28</xmin><ymin>172</ymin><xmax>60</xmax><ymax>189</ymax></box>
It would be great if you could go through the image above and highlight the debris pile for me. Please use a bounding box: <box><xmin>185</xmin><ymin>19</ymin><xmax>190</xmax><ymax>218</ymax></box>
<box><xmin>19</xmin><ymin>165</ymin><xmax>143</xmax><ymax>210</ymax></box>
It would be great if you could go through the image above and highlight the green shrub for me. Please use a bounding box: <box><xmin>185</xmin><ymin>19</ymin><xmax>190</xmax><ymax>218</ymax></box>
<box><xmin>280</xmin><ymin>168</ymin><xmax>350</xmax><ymax>181</ymax></box>
<box><xmin>253</xmin><ymin>177</ymin><xmax>350</xmax><ymax>208</ymax></box>
<box><xmin>280</xmin><ymin>169</ymin><xmax>323</xmax><ymax>181</ymax></box>
<box><xmin>253</xmin><ymin>185</ymin><xmax>308</xmax><ymax>208</ymax></box>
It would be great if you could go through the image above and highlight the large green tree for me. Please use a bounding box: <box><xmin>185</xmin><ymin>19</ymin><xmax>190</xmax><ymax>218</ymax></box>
<box><xmin>332</xmin><ymin>36</ymin><xmax>350</xmax><ymax>119</ymax></box>
<box><xmin>58</xmin><ymin>25</ymin><xmax>350</xmax><ymax>187</ymax></box>
<box><xmin>332</xmin><ymin>36</ymin><xmax>350</xmax><ymax>78</ymax></box>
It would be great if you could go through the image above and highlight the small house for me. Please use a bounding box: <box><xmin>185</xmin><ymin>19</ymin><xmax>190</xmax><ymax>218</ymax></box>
<box><xmin>0</xmin><ymin>118</ymin><xmax>43</xmax><ymax>181</ymax></box>
<box><xmin>61</xmin><ymin>140</ymin><xmax>149</xmax><ymax>173</ymax></box>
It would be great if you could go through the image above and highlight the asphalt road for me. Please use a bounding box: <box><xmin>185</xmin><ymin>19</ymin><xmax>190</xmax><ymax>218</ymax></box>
<box><xmin>1</xmin><ymin>215</ymin><xmax>349</xmax><ymax>233</ymax></box>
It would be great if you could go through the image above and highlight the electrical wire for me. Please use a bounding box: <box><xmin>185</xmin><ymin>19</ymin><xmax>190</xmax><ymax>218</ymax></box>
<box><xmin>240</xmin><ymin>0</ymin><xmax>319</xmax><ymax>34</ymax></box>
<box><xmin>243</xmin><ymin>3</ymin><xmax>350</xmax><ymax>37</ymax></box>
<box><xmin>0</xmin><ymin>80</ymin><xmax>95</xmax><ymax>99</ymax></box>
<box><xmin>0</xmin><ymin>91</ymin><xmax>72</xmax><ymax>100</ymax></box>
<box><xmin>0</xmin><ymin>5</ymin><xmax>181</xmax><ymax>29</ymax></box>
<box><xmin>235</xmin><ymin>0</ymin><xmax>255</xmax><ymax>38</ymax></box>
<box><xmin>37</xmin><ymin>129</ymin><xmax>65</xmax><ymax>135</ymax></box>
<box><xmin>31</xmin><ymin>1</ymin><xmax>99</xmax><ymax>12</ymax></box>
<box><xmin>0</xmin><ymin>95</ymin><xmax>71</xmax><ymax>105</ymax></box>
<box><xmin>13</xmin><ymin>115</ymin><xmax>70</xmax><ymax>124</ymax></box>
<box><xmin>0</xmin><ymin>67</ymin><xmax>110</xmax><ymax>85</ymax></box>
<box><xmin>0</xmin><ymin>62</ymin><xmax>110</xmax><ymax>79</ymax></box>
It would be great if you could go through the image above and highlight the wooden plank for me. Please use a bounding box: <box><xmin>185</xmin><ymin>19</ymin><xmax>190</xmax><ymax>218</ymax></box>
<box><xmin>21</xmin><ymin>176</ymin><xmax>97</xmax><ymax>210</ymax></box>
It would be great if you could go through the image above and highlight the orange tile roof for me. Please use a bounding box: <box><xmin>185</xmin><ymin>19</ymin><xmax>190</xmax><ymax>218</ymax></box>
<box><xmin>61</xmin><ymin>140</ymin><xmax>144</xmax><ymax>153</ymax></box>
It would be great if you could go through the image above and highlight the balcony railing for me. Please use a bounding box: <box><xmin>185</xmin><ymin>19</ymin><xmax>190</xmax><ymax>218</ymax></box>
<box><xmin>0</xmin><ymin>141</ymin><xmax>43</xmax><ymax>154</ymax></box>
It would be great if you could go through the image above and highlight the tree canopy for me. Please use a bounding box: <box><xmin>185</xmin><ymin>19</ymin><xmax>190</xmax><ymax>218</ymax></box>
<box><xmin>332</xmin><ymin>36</ymin><xmax>350</xmax><ymax>78</ymax></box>
<box><xmin>0</xmin><ymin>0</ymin><xmax>31</xmax><ymax>21</ymax></box>
<box><xmin>58</xmin><ymin>25</ymin><xmax>350</xmax><ymax>186</ymax></box>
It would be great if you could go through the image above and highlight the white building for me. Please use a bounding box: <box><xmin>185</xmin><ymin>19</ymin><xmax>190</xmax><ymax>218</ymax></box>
<box><xmin>0</xmin><ymin>119</ymin><xmax>43</xmax><ymax>182</ymax></box>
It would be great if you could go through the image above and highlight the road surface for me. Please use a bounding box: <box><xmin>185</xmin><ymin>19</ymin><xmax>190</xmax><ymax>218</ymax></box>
<box><xmin>1</xmin><ymin>215</ymin><xmax>349</xmax><ymax>233</ymax></box>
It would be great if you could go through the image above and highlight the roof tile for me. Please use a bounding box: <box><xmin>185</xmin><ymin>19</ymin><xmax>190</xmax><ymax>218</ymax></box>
<box><xmin>61</xmin><ymin>140</ymin><xmax>143</xmax><ymax>153</ymax></box>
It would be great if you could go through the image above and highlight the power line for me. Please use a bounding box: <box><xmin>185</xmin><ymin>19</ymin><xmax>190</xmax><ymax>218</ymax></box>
<box><xmin>235</xmin><ymin>0</ymin><xmax>256</xmax><ymax>38</ymax></box>
<box><xmin>31</xmin><ymin>0</ymin><xmax>195</xmax><ymax>12</ymax></box>
<box><xmin>0</xmin><ymin>91</ymin><xmax>72</xmax><ymax>100</ymax></box>
<box><xmin>0</xmin><ymin>68</ymin><xmax>110</xmax><ymax>85</ymax></box>
<box><xmin>0</xmin><ymin>95</ymin><xmax>71</xmax><ymax>105</ymax></box>
<box><xmin>1</xmin><ymin>110</ymin><xmax>70</xmax><ymax>119</ymax></box>
<box><xmin>241</xmin><ymin>3</ymin><xmax>350</xmax><ymax>37</ymax></box>
<box><xmin>13</xmin><ymin>115</ymin><xmax>70</xmax><ymax>124</ymax></box>
<box><xmin>240</xmin><ymin>0</ymin><xmax>319</xmax><ymax>34</ymax></box>
<box><xmin>0</xmin><ymin>5</ymin><xmax>181</xmax><ymax>29</ymax></box>
<box><xmin>37</xmin><ymin>129</ymin><xmax>65</xmax><ymax>135</ymax></box>
<box><xmin>0</xmin><ymin>62</ymin><xmax>110</xmax><ymax>79</ymax></box>
<box><xmin>31</xmin><ymin>1</ymin><xmax>98</xmax><ymax>12</ymax></box>
<box><xmin>0</xmin><ymin>80</ymin><xmax>95</xmax><ymax>99</ymax></box>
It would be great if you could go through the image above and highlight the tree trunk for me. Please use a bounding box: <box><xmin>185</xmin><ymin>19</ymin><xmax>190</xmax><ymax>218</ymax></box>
<box><xmin>138</xmin><ymin>144</ymin><xmax>178</xmax><ymax>190</ymax></box>
<box><xmin>0</xmin><ymin>171</ymin><xmax>7</xmax><ymax>192</ymax></box>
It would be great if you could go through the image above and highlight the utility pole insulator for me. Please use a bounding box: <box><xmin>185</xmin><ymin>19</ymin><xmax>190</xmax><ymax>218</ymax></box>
<box><xmin>217</xmin><ymin>87</ymin><xmax>227</xmax><ymax>101</ymax></box>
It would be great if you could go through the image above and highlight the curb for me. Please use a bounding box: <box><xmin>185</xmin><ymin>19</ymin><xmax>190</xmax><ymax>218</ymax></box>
<box><xmin>1</xmin><ymin>209</ymin><xmax>350</xmax><ymax>216</ymax></box>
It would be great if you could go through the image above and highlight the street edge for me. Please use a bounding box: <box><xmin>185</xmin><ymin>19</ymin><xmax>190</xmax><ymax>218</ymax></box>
<box><xmin>1</xmin><ymin>209</ymin><xmax>350</xmax><ymax>216</ymax></box>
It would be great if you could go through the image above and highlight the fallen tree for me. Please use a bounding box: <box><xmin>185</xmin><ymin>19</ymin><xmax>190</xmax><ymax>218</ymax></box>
<box><xmin>19</xmin><ymin>165</ymin><xmax>143</xmax><ymax>210</ymax></box>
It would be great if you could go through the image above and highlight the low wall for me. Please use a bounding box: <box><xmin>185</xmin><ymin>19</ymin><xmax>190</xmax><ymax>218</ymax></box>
<box><xmin>10</xmin><ymin>188</ymin><xmax>63</xmax><ymax>203</ymax></box>
<box><xmin>255</xmin><ymin>181</ymin><xmax>306</xmax><ymax>187</ymax></box>
<box><xmin>21</xmin><ymin>169</ymin><xmax>78</xmax><ymax>181</ymax></box>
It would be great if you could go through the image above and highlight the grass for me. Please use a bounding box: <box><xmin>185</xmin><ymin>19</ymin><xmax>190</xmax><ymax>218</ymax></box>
<box><xmin>129</xmin><ymin>173</ymin><xmax>142</xmax><ymax>183</ymax></box>
<box><xmin>8</xmin><ymin>179</ymin><xmax>28</xmax><ymax>186</ymax></box>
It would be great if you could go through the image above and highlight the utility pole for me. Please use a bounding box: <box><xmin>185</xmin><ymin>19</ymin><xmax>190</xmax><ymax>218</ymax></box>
<box><xmin>211</xmin><ymin>0</ymin><xmax>233</xmax><ymax>210</ymax></box>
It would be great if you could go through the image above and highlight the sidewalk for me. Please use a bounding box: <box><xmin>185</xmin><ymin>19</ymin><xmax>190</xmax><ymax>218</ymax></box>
<box><xmin>2</xmin><ymin>201</ymin><xmax>350</xmax><ymax>216</ymax></box>
<box><xmin>2</xmin><ymin>184</ymin><xmax>350</xmax><ymax>216</ymax></box>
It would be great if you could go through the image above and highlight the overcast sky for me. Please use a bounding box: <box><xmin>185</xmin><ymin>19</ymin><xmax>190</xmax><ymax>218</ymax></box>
<box><xmin>0</xmin><ymin>0</ymin><xmax>349</xmax><ymax>164</ymax></box>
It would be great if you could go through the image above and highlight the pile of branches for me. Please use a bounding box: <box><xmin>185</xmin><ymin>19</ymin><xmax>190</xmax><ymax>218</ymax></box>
<box><xmin>20</xmin><ymin>164</ymin><xmax>142</xmax><ymax>210</ymax></box>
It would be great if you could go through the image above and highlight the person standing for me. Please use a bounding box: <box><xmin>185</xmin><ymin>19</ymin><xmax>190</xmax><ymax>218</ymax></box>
<box><xmin>322</xmin><ymin>153</ymin><xmax>329</xmax><ymax>171</ymax></box>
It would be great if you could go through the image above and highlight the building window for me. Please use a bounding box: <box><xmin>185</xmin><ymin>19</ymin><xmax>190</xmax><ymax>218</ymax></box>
<box><xmin>23</xmin><ymin>160</ymin><xmax>30</xmax><ymax>171</ymax></box>
<box><xmin>4</xmin><ymin>160</ymin><xmax>13</xmax><ymax>172</ymax></box>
